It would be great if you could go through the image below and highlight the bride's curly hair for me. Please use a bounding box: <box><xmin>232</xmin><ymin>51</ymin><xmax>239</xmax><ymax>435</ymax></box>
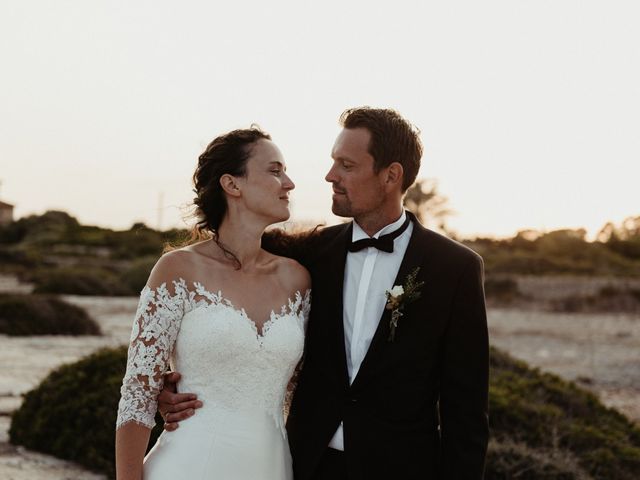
<box><xmin>167</xmin><ymin>126</ymin><xmax>271</xmax><ymax>267</ymax></box>
<box><xmin>192</xmin><ymin>126</ymin><xmax>271</xmax><ymax>235</ymax></box>
<box><xmin>168</xmin><ymin>125</ymin><xmax>325</xmax><ymax>266</ymax></box>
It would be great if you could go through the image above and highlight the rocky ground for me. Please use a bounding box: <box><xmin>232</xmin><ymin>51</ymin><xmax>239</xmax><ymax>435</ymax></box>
<box><xmin>0</xmin><ymin>275</ymin><xmax>639</xmax><ymax>478</ymax></box>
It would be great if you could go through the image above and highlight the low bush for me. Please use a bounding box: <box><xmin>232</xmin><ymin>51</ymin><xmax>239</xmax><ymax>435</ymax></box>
<box><xmin>484</xmin><ymin>277</ymin><xmax>525</xmax><ymax>305</ymax></box>
<box><xmin>0</xmin><ymin>246</ymin><xmax>39</xmax><ymax>268</ymax></box>
<box><xmin>9</xmin><ymin>347</ymin><xmax>640</xmax><ymax>479</ymax></box>
<box><xmin>468</xmin><ymin>225</ymin><xmax>640</xmax><ymax>277</ymax></box>
<box><xmin>551</xmin><ymin>285</ymin><xmax>640</xmax><ymax>313</ymax></box>
<box><xmin>32</xmin><ymin>268</ymin><xmax>131</xmax><ymax>296</ymax></box>
<box><xmin>0</xmin><ymin>294</ymin><xmax>101</xmax><ymax>336</ymax></box>
<box><xmin>9</xmin><ymin>347</ymin><xmax>162</xmax><ymax>478</ymax></box>
<box><xmin>488</xmin><ymin>348</ymin><xmax>640</xmax><ymax>479</ymax></box>
<box><xmin>119</xmin><ymin>256</ymin><xmax>157</xmax><ymax>294</ymax></box>
<box><xmin>485</xmin><ymin>439</ymin><xmax>589</xmax><ymax>479</ymax></box>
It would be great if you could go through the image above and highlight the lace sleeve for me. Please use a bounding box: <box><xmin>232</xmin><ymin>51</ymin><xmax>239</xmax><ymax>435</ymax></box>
<box><xmin>284</xmin><ymin>289</ymin><xmax>311</xmax><ymax>418</ymax></box>
<box><xmin>299</xmin><ymin>289</ymin><xmax>311</xmax><ymax>331</ymax></box>
<box><xmin>116</xmin><ymin>279</ymin><xmax>188</xmax><ymax>430</ymax></box>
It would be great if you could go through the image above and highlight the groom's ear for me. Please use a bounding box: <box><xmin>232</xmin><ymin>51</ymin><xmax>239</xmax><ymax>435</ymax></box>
<box><xmin>219</xmin><ymin>174</ymin><xmax>241</xmax><ymax>197</ymax></box>
<box><xmin>384</xmin><ymin>162</ymin><xmax>404</xmax><ymax>191</ymax></box>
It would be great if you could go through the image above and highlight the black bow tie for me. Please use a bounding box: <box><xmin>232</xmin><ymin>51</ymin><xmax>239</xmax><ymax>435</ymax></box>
<box><xmin>348</xmin><ymin>215</ymin><xmax>411</xmax><ymax>253</ymax></box>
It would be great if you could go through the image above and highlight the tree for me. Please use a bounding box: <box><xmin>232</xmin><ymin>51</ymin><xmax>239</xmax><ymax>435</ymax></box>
<box><xmin>403</xmin><ymin>178</ymin><xmax>454</xmax><ymax>234</ymax></box>
<box><xmin>598</xmin><ymin>215</ymin><xmax>640</xmax><ymax>260</ymax></box>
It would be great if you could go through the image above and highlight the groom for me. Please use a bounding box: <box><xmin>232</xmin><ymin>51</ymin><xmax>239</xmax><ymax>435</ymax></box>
<box><xmin>160</xmin><ymin>107</ymin><xmax>489</xmax><ymax>479</ymax></box>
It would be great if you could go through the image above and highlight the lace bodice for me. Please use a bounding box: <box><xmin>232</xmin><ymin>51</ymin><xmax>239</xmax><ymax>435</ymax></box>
<box><xmin>116</xmin><ymin>279</ymin><xmax>310</xmax><ymax>432</ymax></box>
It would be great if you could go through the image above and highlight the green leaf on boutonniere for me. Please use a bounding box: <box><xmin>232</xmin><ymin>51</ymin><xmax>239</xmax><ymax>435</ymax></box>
<box><xmin>385</xmin><ymin>267</ymin><xmax>425</xmax><ymax>341</ymax></box>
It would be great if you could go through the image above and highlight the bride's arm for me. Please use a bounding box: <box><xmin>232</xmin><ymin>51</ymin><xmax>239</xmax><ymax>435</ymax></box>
<box><xmin>116</xmin><ymin>424</ymin><xmax>151</xmax><ymax>480</ymax></box>
<box><xmin>115</xmin><ymin>253</ymin><xmax>187</xmax><ymax>479</ymax></box>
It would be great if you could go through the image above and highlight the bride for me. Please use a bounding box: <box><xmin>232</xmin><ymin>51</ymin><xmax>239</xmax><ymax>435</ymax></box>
<box><xmin>115</xmin><ymin>127</ymin><xmax>311</xmax><ymax>480</ymax></box>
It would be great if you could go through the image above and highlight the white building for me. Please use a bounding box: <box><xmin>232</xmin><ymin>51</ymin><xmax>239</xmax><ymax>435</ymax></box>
<box><xmin>0</xmin><ymin>201</ymin><xmax>14</xmax><ymax>226</ymax></box>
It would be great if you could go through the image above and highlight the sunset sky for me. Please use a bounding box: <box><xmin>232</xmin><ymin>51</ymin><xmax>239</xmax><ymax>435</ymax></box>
<box><xmin>1</xmin><ymin>1</ymin><xmax>638</xmax><ymax>239</ymax></box>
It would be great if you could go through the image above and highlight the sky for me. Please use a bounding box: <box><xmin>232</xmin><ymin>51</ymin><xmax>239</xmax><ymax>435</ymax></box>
<box><xmin>1</xmin><ymin>0</ymin><xmax>638</xmax><ymax>239</ymax></box>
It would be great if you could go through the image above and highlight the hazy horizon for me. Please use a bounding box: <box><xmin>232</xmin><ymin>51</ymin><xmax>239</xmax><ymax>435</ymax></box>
<box><xmin>4</xmin><ymin>202</ymin><xmax>636</xmax><ymax>243</ymax></box>
<box><xmin>1</xmin><ymin>1</ymin><xmax>639</xmax><ymax>239</ymax></box>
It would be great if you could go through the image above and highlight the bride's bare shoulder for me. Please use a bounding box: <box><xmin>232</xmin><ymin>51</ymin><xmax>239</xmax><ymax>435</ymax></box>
<box><xmin>146</xmin><ymin>245</ymin><xmax>209</xmax><ymax>290</ymax></box>
<box><xmin>271</xmin><ymin>255</ymin><xmax>311</xmax><ymax>294</ymax></box>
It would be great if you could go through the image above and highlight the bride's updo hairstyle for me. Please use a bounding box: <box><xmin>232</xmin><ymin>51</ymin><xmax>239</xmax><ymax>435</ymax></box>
<box><xmin>176</xmin><ymin>126</ymin><xmax>271</xmax><ymax>267</ymax></box>
<box><xmin>192</xmin><ymin>126</ymin><xmax>271</xmax><ymax>235</ymax></box>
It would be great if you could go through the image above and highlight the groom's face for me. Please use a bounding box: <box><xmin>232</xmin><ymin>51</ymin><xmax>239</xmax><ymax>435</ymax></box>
<box><xmin>326</xmin><ymin>127</ymin><xmax>387</xmax><ymax>219</ymax></box>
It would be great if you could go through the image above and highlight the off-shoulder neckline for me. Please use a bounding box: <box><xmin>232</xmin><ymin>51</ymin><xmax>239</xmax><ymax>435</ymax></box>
<box><xmin>140</xmin><ymin>278</ymin><xmax>311</xmax><ymax>337</ymax></box>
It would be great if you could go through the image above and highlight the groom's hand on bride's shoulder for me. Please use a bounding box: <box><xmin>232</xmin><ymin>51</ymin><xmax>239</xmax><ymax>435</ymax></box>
<box><xmin>158</xmin><ymin>371</ymin><xmax>203</xmax><ymax>431</ymax></box>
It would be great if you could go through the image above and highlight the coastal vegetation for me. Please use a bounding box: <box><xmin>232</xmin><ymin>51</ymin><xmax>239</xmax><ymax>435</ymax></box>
<box><xmin>469</xmin><ymin>223</ymin><xmax>640</xmax><ymax>278</ymax></box>
<box><xmin>0</xmin><ymin>293</ymin><xmax>100</xmax><ymax>336</ymax></box>
<box><xmin>0</xmin><ymin>210</ymin><xmax>639</xmax><ymax>299</ymax></box>
<box><xmin>0</xmin><ymin>210</ymin><xmax>179</xmax><ymax>296</ymax></box>
<box><xmin>9</xmin><ymin>347</ymin><xmax>640</xmax><ymax>479</ymax></box>
<box><xmin>487</xmin><ymin>349</ymin><xmax>640</xmax><ymax>479</ymax></box>
<box><xmin>9</xmin><ymin>347</ymin><xmax>161</xmax><ymax>477</ymax></box>
<box><xmin>484</xmin><ymin>275</ymin><xmax>640</xmax><ymax>313</ymax></box>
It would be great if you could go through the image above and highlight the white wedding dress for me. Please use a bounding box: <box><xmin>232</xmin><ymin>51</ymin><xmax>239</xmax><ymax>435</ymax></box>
<box><xmin>116</xmin><ymin>279</ymin><xmax>310</xmax><ymax>480</ymax></box>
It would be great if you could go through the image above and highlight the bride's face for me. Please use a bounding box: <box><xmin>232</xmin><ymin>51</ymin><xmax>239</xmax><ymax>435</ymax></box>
<box><xmin>235</xmin><ymin>139</ymin><xmax>295</xmax><ymax>223</ymax></box>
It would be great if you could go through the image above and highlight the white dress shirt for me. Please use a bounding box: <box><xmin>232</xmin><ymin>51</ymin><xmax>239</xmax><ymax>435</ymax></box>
<box><xmin>328</xmin><ymin>211</ymin><xmax>413</xmax><ymax>451</ymax></box>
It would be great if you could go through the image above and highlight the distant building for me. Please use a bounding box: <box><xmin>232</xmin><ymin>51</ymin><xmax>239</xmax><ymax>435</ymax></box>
<box><xmin>0</xmin><ymin>201</ymin><xmax>14</xmax><ymax>226</ymax></box>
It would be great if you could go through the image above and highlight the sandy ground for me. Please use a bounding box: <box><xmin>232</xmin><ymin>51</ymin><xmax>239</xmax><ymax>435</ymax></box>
<box><xmin>0</xmin><ymin>295</ymin><xmax>136</xmax><ymax>480</ymax></box>
<box><xmin>488</xmin><ymin>308</ymin><xmax>640</xmax><ymax>420</ymax></box>
<box><xmin>0</xmin><ymin>283</ymin><xmax>639</xmax><ymax>478</ymax></box>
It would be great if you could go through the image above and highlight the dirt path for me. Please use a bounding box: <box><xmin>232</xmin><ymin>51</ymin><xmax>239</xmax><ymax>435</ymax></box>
<box><xmin>488</xmin><ymin>308</ymin><xmax>640</xmax><ymax>421</ymax></box>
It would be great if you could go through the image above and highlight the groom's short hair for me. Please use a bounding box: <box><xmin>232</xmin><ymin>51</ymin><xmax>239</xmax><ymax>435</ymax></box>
<box><xmin>339</xmin><ymin>107</ymin><xmax>422</xmax><ymax>192</ymax></box>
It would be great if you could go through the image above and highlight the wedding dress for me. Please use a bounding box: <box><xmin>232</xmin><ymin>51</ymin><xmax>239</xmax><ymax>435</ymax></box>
<box><xmin>116</xmin><ymin>278</ymin><xmax>310</xmax><ymax>480</ymax></box>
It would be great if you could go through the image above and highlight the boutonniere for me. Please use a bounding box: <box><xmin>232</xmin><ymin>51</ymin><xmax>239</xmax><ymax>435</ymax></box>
<box><xmin>385</xmin><ymin>267</ymin><xmax>425</xmax><ymax>342</ymax></box>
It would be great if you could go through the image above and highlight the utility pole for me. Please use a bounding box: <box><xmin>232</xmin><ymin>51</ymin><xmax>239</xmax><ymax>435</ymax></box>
<box><xmin>157</xmin><ymin>191</ymin><xmax>164</xmax><ymax>232</ymax></box>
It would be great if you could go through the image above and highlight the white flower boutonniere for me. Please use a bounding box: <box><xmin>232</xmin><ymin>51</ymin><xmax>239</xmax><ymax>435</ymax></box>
<box><xmin>385</xmin><ymin>267</ymin><xmax>425</xmax><ymax>342</ymax></box>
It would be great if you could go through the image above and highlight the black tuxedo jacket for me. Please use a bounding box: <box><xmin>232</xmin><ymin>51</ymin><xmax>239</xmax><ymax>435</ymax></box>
<box><xmin>285</xmin><ymin>213</ymin><xmax>489</xmax><ymax>480</ymax></box>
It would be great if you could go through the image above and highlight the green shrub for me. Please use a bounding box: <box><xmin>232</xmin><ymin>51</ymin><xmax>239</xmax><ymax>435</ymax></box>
<box><xmin>551</xmin><ymin>295</ymin><xmax>594</xmax><ymax>313</ymax></box>
<box><xmin>484</xmin><ymin>277</ymin><xmax>524</xmax><ymax>304</ymax></box>
<box><xmin>467</xmin><ymin>227</ymin><xmax>640</xmax><ymax>277</ymax></box>
<box><xmin>106</xmin><ymin>224</ymin><xmax>165</xmax><ymax>260</ymax></box>
<box><xmin>9</xmin><ymin>347</ymin><xmax>162</xmax><ymax>479</ymax></box>
<box><xmin>32</xmin><ymin>268</ymin><xmax>131</xmax><ymax>296</ymax></box>
<box><xmin>0</xmin><ymin>210</ymin><xmax>80</xmax><ymax>245</ymax></box>
<box><xmin>551</xmin><ymin>286</ymin><xmax>640</xmax><ymax>313</ymax></box>
<box><xmin>488</xmin><ymin>348</ymin><xmax>640</xmax><ymax>479</ymax></box>
<box><xmin>0</xmin><ymin>245</ymin><xmax>39</xmax><ymax>268</ymax></box>
<box><xmin>119</xmin><ymin>256</ymin><xmax>157</xmax><ymax>294</ymax></box>
<box><xmin>485</xmin><ymin>439</ymin><xmax>590</xmax><ymax>479</ymax></box>
<box><xmin>9</xmin><ymin>347</ymin><xmax>640</xmax><ymax>479</ymax></box>
<box><xmin>0</xmin><ymin>294</ymin><xmax>101</xmax><ymax>336</ymax></box>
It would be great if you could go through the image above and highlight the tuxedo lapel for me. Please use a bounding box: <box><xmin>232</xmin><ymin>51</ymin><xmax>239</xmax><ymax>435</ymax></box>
<box><xmin>349</xmin><ymin>213</ymin><xmax>428</xmax><ymax>391</ymax></box>
<box><xmin>321</xmin><ymin>223</ymin><xmax>352</xmax><ymax>390</ymax></box>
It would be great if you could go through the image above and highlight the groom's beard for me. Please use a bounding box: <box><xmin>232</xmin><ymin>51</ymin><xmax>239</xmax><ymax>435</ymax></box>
<box><xmin>330</xmin><ymin>184</ymin><xmax>388</xmax><ymax>220</ymax></box>
<box><xmin>331</xmin><ymin>194</ymin><xmax>353</xmax><ymax>218</ymax></box>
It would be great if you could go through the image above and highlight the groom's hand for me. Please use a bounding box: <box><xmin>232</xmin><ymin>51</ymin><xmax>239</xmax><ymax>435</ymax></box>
<box><xmin>158</xmin><ymin>371</ymin><xmax>203</xmax><ymax>431</ymax></box>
